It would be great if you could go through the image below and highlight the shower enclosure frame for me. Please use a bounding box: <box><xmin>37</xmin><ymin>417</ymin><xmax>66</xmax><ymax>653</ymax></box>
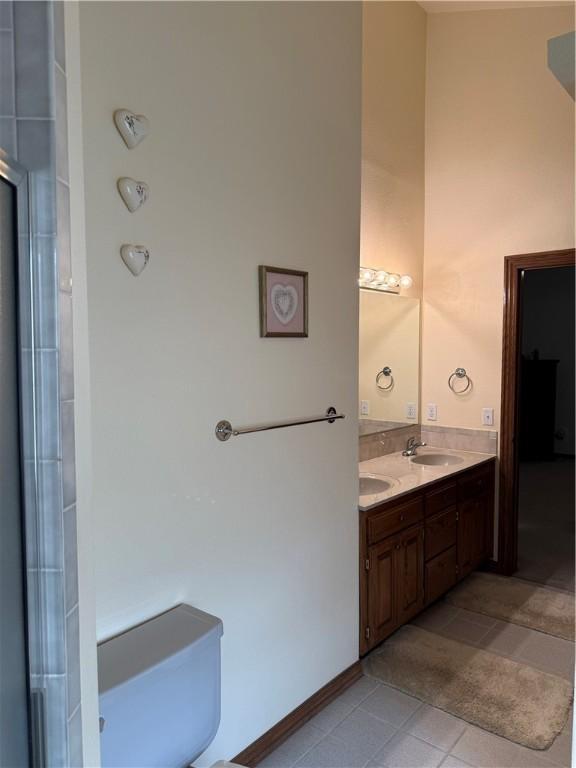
<box><xmin>0</xmin><ymin>149</ymin><xmax>46</xmax><ymax>764</ymax></box>
<box><xmin>0</xmin><ymin>149</ymin><xmax>66</xmax><ymax>768</ymax></box>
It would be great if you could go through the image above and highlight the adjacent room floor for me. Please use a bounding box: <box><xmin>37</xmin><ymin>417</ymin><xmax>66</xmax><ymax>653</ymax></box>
<box><xmin>516</xmin><ymin>459</ymin><xmax>575</xmax><ymax>593</ymax></box>
<box><xmin>259</xmin><ymin>599</ymin><xmax>574</xmax><ymax>768</ymax></box>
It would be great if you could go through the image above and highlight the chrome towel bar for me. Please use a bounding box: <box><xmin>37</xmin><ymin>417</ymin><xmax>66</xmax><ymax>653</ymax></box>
<box><xmin>376</xmin><ymin>366</ymin><xmax>394</xmax><ymax>391</ymax></box>
<box><xmin>215</xmin><ymin>406</ymin><xmax>345</xmax><ymax>442</ymax></box>
<box><xmin>448</xmin><ymin>367</ymin><xmax>472</xmax><ymax>394</ymax></box>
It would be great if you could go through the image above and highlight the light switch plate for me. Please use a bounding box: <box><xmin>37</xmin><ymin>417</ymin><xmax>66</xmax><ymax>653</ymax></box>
<box><xmin>426</xmin><ymin>403</ymin><xmax>438</xmax><ymax>421</ymax></box>
<box><xmin>406</xmin><ymin>402</ymin><xmax>417</xmax><ymax>420</ymax></box>
<box><xmin>361</xmin><ymin>400</ymin><xmax>370</xmax><ymax>416</ymax></box>
<box><xmin>482</xmin><ymin>407</ymin><xmax>494</xmax><ymax>426</ymax></box>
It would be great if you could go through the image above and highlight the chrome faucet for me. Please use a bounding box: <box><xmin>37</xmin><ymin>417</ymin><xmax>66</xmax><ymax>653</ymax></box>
<box><xmin>402</xmin><ymin>436</ymin><xmax>426</xmax><ymax>457</ymax></box>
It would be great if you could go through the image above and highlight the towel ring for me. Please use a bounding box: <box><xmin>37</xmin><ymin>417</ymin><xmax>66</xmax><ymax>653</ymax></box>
<box><xmin>376</xmin><ymin>366</ymin><xmax>394</xmax><ymax>391</ymax></box>
<box><xmin>448</xmin><ymin>367</ymin><xmax>472</xmax><ymax>394</ymax></box>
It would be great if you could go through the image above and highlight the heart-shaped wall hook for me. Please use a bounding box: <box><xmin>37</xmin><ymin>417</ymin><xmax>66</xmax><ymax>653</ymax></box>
<box><xmin>117</xmin><ymin>177</ymin><xmax>149</xmax><ymax>212</ymax></box>
<box><xmin>120</xmin><ymin>244</ymin><xmax>150</xmax><ymax>276</ymax></box>
<box><xmin>271</xmin><ymin>283</ymin><xmax>299</xmax><ymax>325</ymax></box>
<box><xmin>114</xmin><ymin>109</ymin><xmax>149</xmax><ymax>149</ymax></box>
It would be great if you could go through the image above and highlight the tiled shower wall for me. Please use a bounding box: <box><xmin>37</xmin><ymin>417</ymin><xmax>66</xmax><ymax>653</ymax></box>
<box><xmin>0</xmin><ymin>1</ymin><xmax>81</xmax><ymax>765</ymax></box>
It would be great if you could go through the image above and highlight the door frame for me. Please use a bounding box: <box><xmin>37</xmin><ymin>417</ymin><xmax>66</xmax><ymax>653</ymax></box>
<box><xmin>498</xmin><ymin>247</ymin><xmax>575</xmax><ymax>575</ymax></box>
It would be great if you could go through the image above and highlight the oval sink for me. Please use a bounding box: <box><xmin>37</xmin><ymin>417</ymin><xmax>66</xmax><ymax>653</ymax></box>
<box><xmin>359</xmin><ymin>473</ymin><xmax>395</xmax><ymax>495</ymax></box>
<box><xmin>410</xmin><ymin>454</ymin><xmax>464</xmax><ymax>467</ymax></box>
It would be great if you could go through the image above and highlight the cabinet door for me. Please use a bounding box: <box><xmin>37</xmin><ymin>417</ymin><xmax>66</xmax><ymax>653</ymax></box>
<box><xmin>396</xmin><ymin>525</ymin><xmax>425</xmax><ymax>625</ymax></box>
<box><xmin>425</xmin><ymin>506</ymin><xmax>458</xmax><ymax>561</ymax></box>
<box><xmin>426</xmin><ymin>546</ymin><xmax>458</xmax><ymax>605</ymax></box>
<box><xmin>367</xmin><ymin>535</ymin><xmax>398</xmax><ymax>648</ymax></box>
<box><xmin>457</xmin><ymin>495</ymin><xmax>488</xmax><ymax>579</ymax></box>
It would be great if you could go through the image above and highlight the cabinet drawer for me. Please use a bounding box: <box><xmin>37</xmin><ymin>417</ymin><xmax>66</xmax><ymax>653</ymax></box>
<box><xmin>367</xmin><ymin>498</ymin><xmax>424</xmax><ymax>545</ymax></box>
<box><xmin>425</xmin><ymin>506</ymin><xmax>458</xmax><ymax>561</ymax></box>
<box><xmin>425</xmin><ymin>546</ymin><xmax>457</xmax><ymax>605</ymax></box>
<box><xmin>459</xmin><ymin>465</ymin><xmax>491</xmax><ymax>500</ymax></box>
<box><xmin>425</xmin><ymin>482</ymin><xmax>457</xmax><ymax>517</ymax></box>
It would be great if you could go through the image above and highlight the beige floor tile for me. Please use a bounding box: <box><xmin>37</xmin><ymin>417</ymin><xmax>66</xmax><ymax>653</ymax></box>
<box><xmin>541</xmin><ymin>720</ymin><xmax>574</xmax><ymax>767</ymax></box>
<box><xmin>404</xmin><ymin>703</ymin><xmax>467</xmax><ymax>752</ymax></box>
<box><xmin>411</xmin><ymin>603</ymin><xmax>460</xmax><ymax>632</ymax></box>
<box><xmin>438</xmin><ymin>615</ymin><xmax>492</xmax><ymax>645</ymax></box>
<box><xmin>330</xmin><ymin>708</ymin><xmax>397</xmax><ymax>756</ymax></box>
<box><xmin>258</xmin><ymin>724</ymin><xmax>325</xmax><ymax>768</ymax></box>
<box><xmin>308</xmin><ymin>698</ymin><xmax>355</xmax><ymax>733</ymax></box>
<box><xmin>359</xmin><ymin>684</ymin><xmax>422</xmax><ymax>727</ymax></box>
<box><xmin>476</xmin><ymin>621</ymin><xmax>533</xmax><ymax>657</ymax></box>
<box><xmin>451</xmin><ymin>726</ymin><xmax>522</xmax><ymax>768</ymax></box>
<box><xmin>516</xmin><ymin>632</ymin><xmax>575</xmax><ymax>680</ymax></box>
<box><xmin>514</xmin><ymin>742</ymin><xmax>567</xmax><ymax>768</ymax></box>
<box><xmin>294</xmin><ymin>733</ymin><xmax>377</xmax><ymax>768</ymax></box>
<box><xmin>336</xmin><ymin>675</ymin><xmax>380</xmax><ymax>707</ymax></box>
<box><xmin>457</xmin><ymin>609</ymin><xmax>498</xmax><ymax>629</ymax></box>
<box><xmin>372</xmin><ymin>731</ymin><xmax>446</xmax><ymax>768</ymax></box>
<box><xmin>440</xmin><ymin>756</ymin><xmax>474</xmax><ymax>768</ymax></box>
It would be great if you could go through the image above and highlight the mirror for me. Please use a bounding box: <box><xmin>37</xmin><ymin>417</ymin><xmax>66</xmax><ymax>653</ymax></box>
<box><xmin>359</xmin><ymin>291</ymin><xmax>420</xmax><ymax>436</ymax></box>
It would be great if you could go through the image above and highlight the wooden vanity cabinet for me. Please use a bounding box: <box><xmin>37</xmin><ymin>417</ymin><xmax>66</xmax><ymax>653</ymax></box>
<box><xmin>365</xmin><ymin>524</ymin><xmax>425</xmax><ymax>649</ymax></box>
<box><xmin>360</xmin><ymin>459</ymin><xmax>495</xmax><ymax>656</ymax></box>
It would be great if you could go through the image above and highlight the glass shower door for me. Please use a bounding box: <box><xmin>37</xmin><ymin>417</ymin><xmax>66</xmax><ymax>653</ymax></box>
<box><xmin>0</xmin><ymin>174</ymin><xmax>31</xmax><ymax>764</ymax></box>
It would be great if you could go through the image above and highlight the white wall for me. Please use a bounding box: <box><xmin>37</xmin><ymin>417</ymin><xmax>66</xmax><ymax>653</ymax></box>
<box><xmin>64</xmin><ymin>4</ymin><xmax>101</xmax><ymax>764</ymax></box>
<box><xmin>361</xmin><ymin>1</ymin><xmax>426</xmax><ymax>299</ymax></box>
<box><xmin>422</xmin><ymin>5</ymin><xmax>575</xmax><ymax>432</ymax></box>
<box><xmin>76</xmin><ymin>2</ymin><xmax>361</xmax><ymax>763</ymax></box>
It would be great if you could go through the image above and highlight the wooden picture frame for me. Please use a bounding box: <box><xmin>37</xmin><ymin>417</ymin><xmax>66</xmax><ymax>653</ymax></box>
<box><xmin>259</xmin><ymin>265</ymin><xmax>308</xmax><ymax>338</ymax></box>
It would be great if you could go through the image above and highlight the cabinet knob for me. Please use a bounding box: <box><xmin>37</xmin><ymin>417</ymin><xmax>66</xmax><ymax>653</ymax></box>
<box><xmin>399</xmin><ymin>514</ymin><xmax>405</xmax><ymax>521</ymax></box>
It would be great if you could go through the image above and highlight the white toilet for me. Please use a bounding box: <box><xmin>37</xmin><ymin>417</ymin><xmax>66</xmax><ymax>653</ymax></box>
<box><xmin>98</xmin><ymin>604</ymin><xmax>244</xmax><ymax>768</ymax></box>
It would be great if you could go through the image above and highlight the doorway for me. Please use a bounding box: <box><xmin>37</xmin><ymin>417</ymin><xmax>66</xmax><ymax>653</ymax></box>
<box><xmin>499</xmin><ymin>249</ymin><xmax>576</xmax><ymax>579</ymax></box>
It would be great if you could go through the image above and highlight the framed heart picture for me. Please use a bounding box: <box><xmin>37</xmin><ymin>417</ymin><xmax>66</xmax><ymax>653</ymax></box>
<box><xmin>259</xmin><ymin>265</ymin><xmax>308</xmax><ymax>338</ymax></box>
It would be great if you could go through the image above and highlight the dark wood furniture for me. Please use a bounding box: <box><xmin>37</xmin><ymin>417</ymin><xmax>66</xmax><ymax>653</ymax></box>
<box><xmin>360</xmin><ymin>459</ymin><xmax>495</xmax><ymax>656</ymax></box>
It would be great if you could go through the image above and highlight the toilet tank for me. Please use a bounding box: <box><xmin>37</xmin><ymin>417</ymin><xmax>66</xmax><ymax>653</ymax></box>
<box><xmin>98</xmin><ymin>604</ymin><xmax>223</xmax><ymax>768</ymax></box>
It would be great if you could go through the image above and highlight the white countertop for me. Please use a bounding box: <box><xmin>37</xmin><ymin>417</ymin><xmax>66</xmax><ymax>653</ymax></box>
<box><xmin>359</xmin><ymin>446</ymin><xmax>495</xmax><ymax>511</ymax></box>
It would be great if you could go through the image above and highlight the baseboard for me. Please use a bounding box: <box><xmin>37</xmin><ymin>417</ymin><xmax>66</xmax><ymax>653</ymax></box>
<box><xmin>232</xmin><ymin>661</ymin><xmax>363</xmax><ymax>767</ymax></box>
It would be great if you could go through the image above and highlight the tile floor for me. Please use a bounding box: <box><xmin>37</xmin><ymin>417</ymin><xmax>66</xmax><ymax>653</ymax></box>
<box><xmin>258</xmin><ymin>601</ymin><xmax>574</xmax><ymax>768</ymax></box>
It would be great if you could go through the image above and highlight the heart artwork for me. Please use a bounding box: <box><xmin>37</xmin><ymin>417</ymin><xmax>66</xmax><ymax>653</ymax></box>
<box><xmin>271</xmin><ymin>283</ymin><xmax>299</xmax><ymax>325</ymax></box>
<box><xmin>114</xmin><ymin>109</ymin><xmax>149</xmax><ymax>149</ymax></box>
<box><xmin>120</xmin><ymin>244</ymin><xmax>150</xmax><ymax>277</ymax></box>
<box><xmin>117</xmin><ymin>177</ymin><xmax>149</xmax><ymax>212</ymax></box>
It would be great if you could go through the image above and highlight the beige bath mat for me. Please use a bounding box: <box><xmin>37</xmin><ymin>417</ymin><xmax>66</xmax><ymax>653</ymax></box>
<box><xmin>364</xmin><ymin>625</ymin><xmax>573</xmax><ymax>750</ymax></box>
<box><xmin>445</xmin><ymin>572</ymin><xmax>575</xmax><ymax>641</ymax></box>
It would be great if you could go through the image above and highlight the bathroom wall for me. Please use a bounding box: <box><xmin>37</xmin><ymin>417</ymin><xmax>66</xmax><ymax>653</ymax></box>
<box><xmin>73</xmin><ymin>2</ymin><xmax>361</xmax><ymax>763</ymax></box>
<box><xmin>361</xmin><ymin>1</ymin><xmax>426</xmax><ymax>298</ymax></box>
<box><xmin>422</xmin><ymin>5</ymin><xmax>575</xmax><ymax>433</ymax></box>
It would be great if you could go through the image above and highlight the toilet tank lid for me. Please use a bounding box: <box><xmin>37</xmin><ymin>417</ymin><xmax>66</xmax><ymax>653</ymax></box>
<box><xmin>98</xmin><ymin>604</ymin><xmax>223</xmax><ymax>695</ymax></box>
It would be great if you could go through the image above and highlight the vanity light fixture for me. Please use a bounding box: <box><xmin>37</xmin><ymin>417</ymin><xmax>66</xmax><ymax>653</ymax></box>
<box><xmin>359</xmin><ymin>266</ymin><xmax>413</xmax><ymax>294</ymax></box>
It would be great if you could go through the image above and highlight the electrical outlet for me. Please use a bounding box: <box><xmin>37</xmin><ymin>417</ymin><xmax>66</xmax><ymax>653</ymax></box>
<box><xmin>426</xmin><ymin>403</ymin><xmax>438</xmax><ymax>421</ymax></box>
<box><xmin>360</xmin><ymin>400</ymin><xmax>370</xmax><ymax>416</ymax></box>
<box><xmin>482</xmin><ymin>407</ymin><xmax>494</xmax><ymax>426</ymax></box>
<box><xmin>406</xmin><ymin>402</ymin><xmax>417</xmax><ymax>420</ymax></box>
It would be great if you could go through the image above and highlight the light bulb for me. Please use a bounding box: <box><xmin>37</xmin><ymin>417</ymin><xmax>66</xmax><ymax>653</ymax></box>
<box><xmin>360</xmin><ymin>268</ymin><xmax>375</xmax><ymax>284</ymax></box>
<box><xmin>387</xmin><ymin>273</ymin><xmax>400</xmax><ymax>288</ymax></box>
<box><xmin>375</xmin><ymin>271</ymin><xmax>388</xmax><ymax>284</ymax></box>
<box><xmin>399</xmin><ymin>275</ymin><xmax>413</xmax><ymax>289</ymax></box>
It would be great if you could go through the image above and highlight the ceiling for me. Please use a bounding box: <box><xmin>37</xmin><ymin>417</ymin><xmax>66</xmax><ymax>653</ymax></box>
<box><xmin>418</xmin><ymin>1</ymin><xmax>574</xmax><ymax>13</ymax></box>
